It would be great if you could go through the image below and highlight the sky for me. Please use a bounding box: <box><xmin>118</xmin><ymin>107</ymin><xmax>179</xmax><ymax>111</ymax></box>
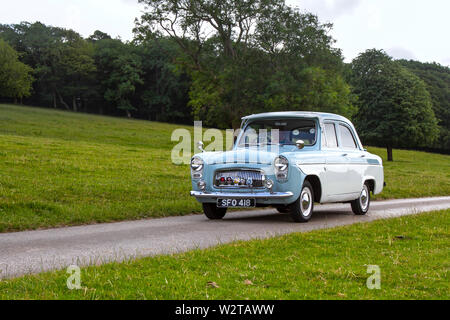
<box><xmin>0</xmin><ymin>0</ymin><xmax>448</xmax><ymax>66</ymax></box>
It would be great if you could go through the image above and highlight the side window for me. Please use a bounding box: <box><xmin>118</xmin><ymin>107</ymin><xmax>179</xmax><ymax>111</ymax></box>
<box><xmin>339</xmin><ymin>124</ymin><xmax>357</xmax><ymax>149</ymax></box>
<box><xmin>324</xmin><ymin>123</ymin><xmax>338</xmax><ymax>148</ymax></box>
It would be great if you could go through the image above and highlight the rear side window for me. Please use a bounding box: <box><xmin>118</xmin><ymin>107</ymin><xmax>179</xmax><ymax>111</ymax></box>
<box><xmin>324</xmin><ymin>123</ymin><xmax>338</xmax><ymax>148</ymax></box>
<box><xmin>339</xmin><ymin>124</ymin><xmax>357</xmax><ymax>149</ymax></box>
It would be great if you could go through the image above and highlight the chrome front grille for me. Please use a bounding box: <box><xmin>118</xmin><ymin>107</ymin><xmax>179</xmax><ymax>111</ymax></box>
<box><xmin>214</xmin><ymin>170</ymin><xmax>265</xmax><ymax>188</ymax></box>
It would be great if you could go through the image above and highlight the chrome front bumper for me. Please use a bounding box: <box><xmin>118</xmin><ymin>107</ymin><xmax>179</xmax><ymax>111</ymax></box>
<box><xmin>190</xmin><ymin>191</ymin><xmax>294</xmax><ymax>199</ymax></box>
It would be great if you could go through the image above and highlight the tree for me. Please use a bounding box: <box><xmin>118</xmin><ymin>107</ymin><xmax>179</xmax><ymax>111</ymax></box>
<box><xmin>135</xmin><ymin>0</ymin><xmax>353</xmax><ymax>128</ymax></box>
<box><xmin>58</xmin><ymin>37</ymin><xmax>97</xmax><ymax>112</ymax></box>
<box><xmin>88</xmin><ymin>30</ymin><xmax>112</xmax><ymax>42</ymax></box>
<box><xmin>351</xmin><ymin>49</ymin><xmax>439</xmax><ymax>161</ymax></box>
<box><xmin>0</xmin><ymin>39</ymin><xmax>34</xmax><ymax>100</ymax></box>
<box><xmin>0</xmin><ymin>22</ymin><xmax>97</xmax><ymax>111</ymax></box>
<box><xmin>1</xmin><ymin>22</ymin><xmax>64</xmax><ymax>108</ymax></box>
<box><xmin>399</xmin><ymin>60</ymin><xmax>450</xmax><ymax>151</ymax></box>
<box><xmin>135</xmin><ymin>38</ymin><xmax>191</xmax><ymax>123</ymax></box>
<box><xmin>94</xmin><ymin>39</ymin><xmax>144</xmax><ymax>118</ymax></box>
<box><xmin>1</xmin><ymin>22</ymin><xmax>192</xmax><ymax>122</ymax></box>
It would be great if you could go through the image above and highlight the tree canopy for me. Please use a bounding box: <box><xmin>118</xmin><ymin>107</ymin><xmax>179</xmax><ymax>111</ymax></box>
<box><xmin>135</xmin><ymin>0</ymin><xmax>354</xmax><ymax>128</ymax></box>
<box><xmin>399</xmin><ymin>60</ymin><xmax>450</xmax><ymax>150</ymax></box>
<box><xmin>351</xmin><ymin>49</ymin><xmax>439</xmax><ymax>160</ymax></box>
<box><xmin>0</xmin><ymin>22</ymin><xmax>191</xmax><ymax>122</ymax></box>
<box><xmin>0</xmin><ymin>39</ymin><xmax>33</xmax><ymax>99</ymax></box>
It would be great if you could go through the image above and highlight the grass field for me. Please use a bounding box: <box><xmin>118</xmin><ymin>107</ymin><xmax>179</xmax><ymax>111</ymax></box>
<box><xmin>0</xmin><ymin>103</ymin><xmax>449</xmax><ymax>232</ymax></box>
<box><xmin>0</xmin><ymin>210</ymin><xmax>448</xmax><ymax>300</ymax></box>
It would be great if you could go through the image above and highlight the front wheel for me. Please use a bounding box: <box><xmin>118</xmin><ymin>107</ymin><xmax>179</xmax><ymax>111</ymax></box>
<box><xmin>203</xmin><ymin>203</ymin><xmax>227</xmax><ymax>220</ymax></box>
<box><xmin>288</xmin><ymin>181</ymin><xmax>314</xmax><ymax>223</ymax></box>
<box><xmin>351</xmin><ymin>183</ymin><xmax>370</xmax><ymax>215</ymax></box>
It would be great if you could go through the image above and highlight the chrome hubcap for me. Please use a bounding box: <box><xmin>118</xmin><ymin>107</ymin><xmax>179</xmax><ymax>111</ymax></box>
<box><xmin>300</xmin><ymin>188</ymin><xmax>312</xmax><ymax>217</ymax></box>
<box><xmin>360</xmin><ymin>186</ymin><xmax>369</xmax><ymax>210</ymax></box>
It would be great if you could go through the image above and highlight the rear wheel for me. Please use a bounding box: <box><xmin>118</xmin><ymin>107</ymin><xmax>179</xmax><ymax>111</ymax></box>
<box><xmin>203</xmin><ymin>203</ymin><xmax>227</xmax><ymax>220</ymax></box>
<box><xmin>351</xmin><ymin>183</ymin><xmax>370</xmax><ymax>215</ymax></box>
<box><xmin>289</xmin><ymin>181</ymin><xmax>314</xmax><ymax>223</ymax></box>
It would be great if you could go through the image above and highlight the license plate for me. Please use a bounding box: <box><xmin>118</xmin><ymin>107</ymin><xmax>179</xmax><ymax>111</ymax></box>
<box><xmin>217</xmin><ymin>198</ymin><xmax>256</xmax><ymax>208</ymax></box>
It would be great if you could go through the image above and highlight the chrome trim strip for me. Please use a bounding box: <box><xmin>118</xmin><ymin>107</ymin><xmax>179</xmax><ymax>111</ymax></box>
<box><xmin>190</xmin><ymin>191</ymin><xmax>294</xmax><ymax>199</ymax></box>
<box><xmin>296</xmin><ymin>162</ymin><xmax>326</xmax><ymax>166</ymax></box>
<box><xmin>296</xmin><ymin>161</ymin><xmax>381</xmax><ymax>166</ymax></box>
<box><xmin>210</xmin><ymin>161</ymin><xmax>271</xmax><ymax>165</ymax></box>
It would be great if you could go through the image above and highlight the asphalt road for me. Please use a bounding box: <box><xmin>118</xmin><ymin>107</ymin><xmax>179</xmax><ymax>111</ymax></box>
<box><xmin>1</xmin><ymin>196</ymin><xmax>449</xmax><ymax>279</ymax></box>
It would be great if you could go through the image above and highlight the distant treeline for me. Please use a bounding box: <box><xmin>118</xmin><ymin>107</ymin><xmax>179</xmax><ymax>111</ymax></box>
<box><xmin>397</xmin><ymin>60</ymin><xmax>450</xmax><ymax>151</ymax></box>
<box><xmin>0</xmin><ymin>23</ymin><xmax>192</xmax><ymax>124</ymax></box>
<box><xmin>0</xmin><ymin>11</ymin><xmax>449</xmax><ymax>153</ymax></box>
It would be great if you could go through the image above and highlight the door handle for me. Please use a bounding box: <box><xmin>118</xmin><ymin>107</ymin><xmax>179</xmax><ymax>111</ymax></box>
<box><xmin>342</xmin><ymin>153</ymin><xmax>348</xmax><ymax>157</ymax></box>
<box><xmin>361</xmin><ymin>154</ymin><xmax>366</xmax><ymax>158</ymax></box>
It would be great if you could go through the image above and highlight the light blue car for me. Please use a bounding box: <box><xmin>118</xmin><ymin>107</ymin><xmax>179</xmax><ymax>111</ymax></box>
<box><xmin>190</xmin><ymin>112</ymin><xmax>384</xmax><ymax>222</ymax></box>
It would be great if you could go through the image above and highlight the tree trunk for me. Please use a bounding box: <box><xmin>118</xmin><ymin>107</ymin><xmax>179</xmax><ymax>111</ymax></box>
<box><xmin>224</xmin><ymin>39</ymin><xmax>235</xmax><ymax>58</ymax></box>
<box><xmin>56</xmin><ymin>90</ymin><xmax>70</xmax><ymax>110</ymax></box>
<box><xmin>126</xmin><ymin>110</ymin><xmax>132</xmax><ymax>118</ymax></box>
<box><xmin>72</xmin><ymin>97</ymin><xmax>77</xmax><ymax>112</ymax></box>
<box><xmin>13</xmin><ymin>97</ymin><xmax>17</xmax><ymax>104</ymax></box>
<box><xmin>53</xmin><ymin>92</ymin><xmax>57</xmax><ymax>108</ymax></box>
<box><xmin>387</xmin><ymin>146</ymin><xmax>393</xmax><ymax>162</ymax></box>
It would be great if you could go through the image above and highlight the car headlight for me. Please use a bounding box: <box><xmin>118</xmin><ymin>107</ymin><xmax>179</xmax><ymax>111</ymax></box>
<box><xmin>274</xmin><ymin>156</ymin><xmax>289</xmax><ymax>172</ymax></box>
<box><xmin>191</xmin><ymin>157</ymin><xmax>204</xmax><ymax>179</ymax></box>
<box><xmin>274</xmin><ymin>156</ymin><xmax>289</xmax><ymax>181</ymax></box>
<box><xmin>191</xmin><ymin>157</ymin><xmax>204</xmax><ymax>171</ymax></box>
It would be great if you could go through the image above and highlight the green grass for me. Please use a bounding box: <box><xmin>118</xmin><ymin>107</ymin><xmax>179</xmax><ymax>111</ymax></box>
<box><xmin>370</xmin><ymin>147</ymin><xmax>450</xmax><ymax>200</ymax></box>
<box><xmin>0</xmin><ymin>103</ymin><xmax>449</xmax><ymax>232</ymax></box>
<box><xmin>1</xmin><ymin>210</ymin><xmax>448</xmax><ymax>300</ymax></box>
<box><xmin>0</xmin><ymin>104</ymin><xmax>199</xmax><ymax>232</ymax></box>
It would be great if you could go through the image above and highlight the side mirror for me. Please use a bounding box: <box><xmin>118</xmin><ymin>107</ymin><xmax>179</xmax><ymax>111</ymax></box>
<box><xmin>296</xmin><ymin>140</ymin><xmax>305</xmax><ymax>150</ymax></box>
<box><xmin>197</xmin><ymin>141</ymin><xmax>205</xmax><ymax>152</ymax></box>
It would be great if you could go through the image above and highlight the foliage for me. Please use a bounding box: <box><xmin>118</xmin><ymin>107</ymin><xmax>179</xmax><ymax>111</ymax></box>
<box><xmin>0</xmin><ymin>39</ymin><xmax>33</xmax><ymax>99</ymax></box>
<box><xmin>135</xmin><ymin>0</ymin><xmax>354</xmax><ymax>128</ymax></box>
<box><xmin>0</xmin><ymin>22</ymin><xmax>191</xmax><ymax>122</ymax></box>
<box><xmin>0</xmin><ymin>22</ymin><xmax>96</xmax><ymax>111</ymax></box>
<box><xmin>58</xmin><ymin>37</ymin><xmax>97</xmax><ymax>111</ymax></box>
<box><xmin>94</xmin><ymin>39</ymin><xmax>144</xmax><ymax>117</ymax></box>
<box><xmin>399</xmin><ymin>60</ymin><xmax>450</xmax><ymax>150</ymax></box>
<box><xmin>135</xmin><ymin>38</ymin><xmax>191</xmax><ymax>122</ymax></box>
<box><xmin>350</xmin><ymin>49</ymin><xmax>439</xmax><ymax>160</ymax></box>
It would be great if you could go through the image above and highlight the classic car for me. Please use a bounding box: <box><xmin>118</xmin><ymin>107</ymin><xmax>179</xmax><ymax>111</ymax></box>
<box><xmin>190</xmin><ymin>112</ymin><xmax>384</xmax><ymax>223</ymax></box>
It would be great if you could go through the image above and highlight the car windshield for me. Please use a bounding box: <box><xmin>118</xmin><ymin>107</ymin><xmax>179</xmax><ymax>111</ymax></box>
<box><xmin>238</xmin><ymin>119</ymin><xmax>317</xmax><ymax>147</ymax></box>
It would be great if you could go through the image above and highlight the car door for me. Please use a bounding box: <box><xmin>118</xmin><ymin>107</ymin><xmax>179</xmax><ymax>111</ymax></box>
<box><xmin>336</xmin><ymin>123</ymin><xmax>365</xmax><ymax>195</ymax></box>
<box><xmin>322</xmin><ymin>122</ymin><xmax>349</xmax><ymax>199</ymax></box>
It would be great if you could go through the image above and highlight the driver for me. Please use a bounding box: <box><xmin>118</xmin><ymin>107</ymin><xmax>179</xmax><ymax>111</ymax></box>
<box><xmin>278</xmin><ymin>130</ymin><xmax>291</xmax><ymax>145</ymax></box>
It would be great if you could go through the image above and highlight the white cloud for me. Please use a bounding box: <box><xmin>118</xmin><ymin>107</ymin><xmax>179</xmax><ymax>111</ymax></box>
<box><xmin>366</xmin><ymin>4</ymin><xmax>382</xmax><ymax>30</ymax></box>
<box><xmin>289</xmin><ymin>0</ymin><xmax>362</xmax><ymax>21</ymax></box>
<box><xmin>442</xmin><ymin>58</ymin><xmax>450</xmax><ymax>67</ymax></box>
<box><xmin>120</xmin><ymin>0</ymin><xmax>140</xmax><ymax>5</ymax></box>
<box><xmin>386</xmin><ymin>47</ymin><xmax>416</xmax><ymax>61</ymax></box>
<box><xmin>64</xmin><ymin>5</ymin><xmax>82</xmax><ymax>32</ymax></box>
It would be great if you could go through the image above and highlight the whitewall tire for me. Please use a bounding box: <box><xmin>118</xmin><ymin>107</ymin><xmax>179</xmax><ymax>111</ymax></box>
<box><xmin>289</xmin><ymin>181</ymin><xmax>314</xmax><ymax>223</ymax></box>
